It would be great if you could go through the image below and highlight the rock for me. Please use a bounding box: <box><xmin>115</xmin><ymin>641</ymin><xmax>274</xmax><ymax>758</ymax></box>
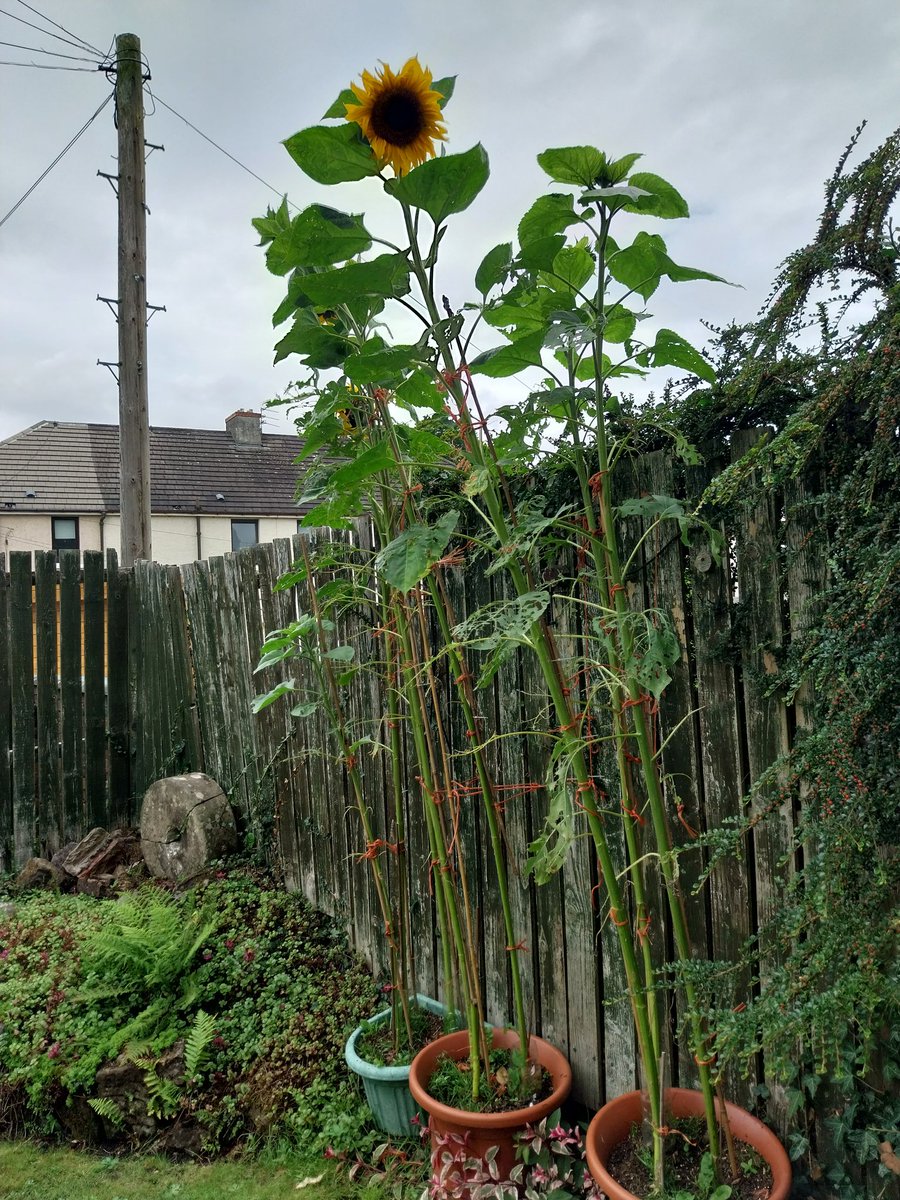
<box><xmin>83</xmin><ymin>832</ymin><xmax>143</xmax><ymax>878</ymax></box>
<box><xmin>95</xmin><ymin>1042</ymin><xmax>187</xmax><ymax>1142</ymax></box>
<box><xmin>51</xmin><ymin>842</ymin><xmax>78</xmax><ymax>870</ymax></box>
<box><xmin>140</xmin><ymin>773</ymin><xmax>237</xmax><ymax>882</ymax></box>
<box><xmin>76</xmin><ymin>873</ymin><xmax>116</xmax><ymax>899</ymax></box>
<box><xmin>58</xmin><ymin>828</ymin><xmax>112</xmax><ymax>877</ymax></box>
<box><xmin>0</xmin><ymin>902</ymin><xmax>16</xmax><ymax>921</ymax></box>
<box><xmin>14</xmin><ymin>857</ymin><xmax>67</xmax><ymax>891</ymax></box>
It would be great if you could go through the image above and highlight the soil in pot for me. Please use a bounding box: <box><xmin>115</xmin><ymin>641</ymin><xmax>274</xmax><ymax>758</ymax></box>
<box><xmin>608</xmin><ymin>1117</ymin><xmax>773</xmax><ymax>1200</ymax></box>
<box><xmin>427</xmin><ymin>1045</ymin><xmax>553</xmax><ymax>1114</ymax></box>
<box><xmin>355</xmin><ymin>1004</ymin><xmax>448</xmax><ymax>1068</ymax></box>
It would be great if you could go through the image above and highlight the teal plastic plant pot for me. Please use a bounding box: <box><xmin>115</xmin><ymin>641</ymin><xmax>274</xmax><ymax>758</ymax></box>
<box><xmin>345</xmin><ymin>993</ymin><xmax>448</xmax><ymax>1137</ymax></box>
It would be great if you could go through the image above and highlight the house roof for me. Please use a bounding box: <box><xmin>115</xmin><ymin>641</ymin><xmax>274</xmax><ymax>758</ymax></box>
<box><xmin>0</xmin><ymin>420</ymin><xmax>312</xmax><ymax>517</ymax></box>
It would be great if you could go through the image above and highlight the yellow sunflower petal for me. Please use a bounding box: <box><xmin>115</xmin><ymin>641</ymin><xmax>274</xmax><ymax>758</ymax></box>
<box><xmin>344</xmin><ymin>57</ymin><xmax>447</xmax><ymax>176</ymax></box>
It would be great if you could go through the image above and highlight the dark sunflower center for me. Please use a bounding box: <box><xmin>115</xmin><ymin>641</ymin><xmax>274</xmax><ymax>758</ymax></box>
<box><xmin>370</xmin><ymin>86</ymin><xmax>425</xmax><ymax>146</ymax></box>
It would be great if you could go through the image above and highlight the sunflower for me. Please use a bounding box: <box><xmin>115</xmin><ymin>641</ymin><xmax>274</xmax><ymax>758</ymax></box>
<box><xmin>345</xmin><ymin>57</ymin><xmax>447</xmax><ymax>176</ymax></box>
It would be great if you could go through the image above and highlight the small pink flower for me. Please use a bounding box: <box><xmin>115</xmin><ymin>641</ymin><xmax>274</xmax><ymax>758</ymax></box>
<box><xmin>0</xmin><ymin>949</ymin><xmax>8</xmax><ymax>960</ymax></box>
<box><xmin>203</xmin><ymin>950</ymin><xmax>213</xmax><ymax>961</ymax></box>
<box><xmin>47</xmin><ymin>1042</ymin><xmax>61</xmax><ymax>1059</ymax></box>
<box><xmin>243</xmin><ymin>948</ymin><xmax>255</xmax><ymax>963</ymax></box>
<box><xmin>323</xmin><ymin>1146</ymin><xmax>336</xmax><ymax>1159</ymax></box>
<box><xmin>225</xmin><ymin>938</ymin><xmax>235</xmax><ymax>950</ymax></box>
<box><xmin>531</xmin><ymin>1165</ymin><xmax>550</xmax><ymax>1185</ymax></box>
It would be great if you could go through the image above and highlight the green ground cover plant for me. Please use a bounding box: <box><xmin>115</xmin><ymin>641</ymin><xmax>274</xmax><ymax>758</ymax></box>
<box><xmin>0</xmin><ymin>867</ymin><xmax>381</xmax><ymax>1159</ymax></box>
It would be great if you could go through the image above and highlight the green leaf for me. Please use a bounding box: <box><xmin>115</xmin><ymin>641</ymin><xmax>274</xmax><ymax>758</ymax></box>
<box><xmin>470</xmin><ymin>331</ymin><xmax>546</xmax><ymax>378</ymax></box>
<box><xmin>387</xmin><ymin>144</ymin><xmax>490</xmax><ymax>224</ymax></box>
<box><xmin>395</xmin><ymin>369</ymin><xmax>443</xmax><ymax>413</ymax></box>
<box><xmin>603</xmin><ymin>304</ymin><xmax>637</xmax><ymax>344</ymax></box>
<box><xmin>580</xmin><ymin>184</ymin><xmax>650</xmax><ymax>203</ymax></box>
<box><xmin>375</xmin><ymin>511</ymin><xmax>459</xmax><ymax>593</ymax></box>
<box><xmin>252</xmin><ymin>680</ymin><xmax>295</xmax><ymax>713</ymax></box>
<box><xmin>400</xmin><ymin>425</ymin><xmax>454</xmax><ymax>465</ymax></box>
<box><xmin>273</xmin><ymin>318</ymin><xmax>350</xmax><ymax>367</ymax></box>
<box><xmin>475</xmin><ymin>242</ymin><xmax>513</xmax><ymax>295</ymax></box>
<box><xmin>323</xmin><ymin>644</ymin><xmax>355</xmax><ymax>662</ymax></box>
<box><xmin>328</xmin><ymin>441</ymin><xmax>396</xmax><ymax>488</ymax></box>
<box><xmin>290</xmin><ymin>701</ymin><xmax>319</xmax><ymax>719</ymax></box>
<box><xmin>517</xmin><ymin>193</ymin><xmax>578</xmax><ymax>246</ymax></box>
<box><xmin>537</xmin><ymin>145</ymin><xmax>606</xmax><ymax>187</ymax></box>
<box><xmin>606</xmin><ymin>151</ymin><xmax>642</xmax><ymax>183</ymax></box>
<box><xmin>267</xmin><ymin>205</ymin><xmax>372</xmax><ymax>273</ymax></box>
<box><xmin>301</xmin><ymin>253</ymin><xmax>411</xmax><ymax>307</ymax></box>
<box><xmin>622</xmin><ymin>172</ymin><xmax>689</xmax><ymax>219</ymax></box>
<box><xmin>432</xmin><ymin>75</ymin><xmax>456</xmax><ymax>107</ymax></box>
<box><xmin>607</xmin><ymin>231</ymin><xmax>730</xmax><ymax>301</ymax></box>
<box><xmin>650</xmin><ymin>328</ymin><xmax>716</xmax><ymax>384</ymax></box>
<box><xmin>516</xmin><ymin>233</ymin><xmax>566</xmax><ymax>272</ymax></box>
<box><xmin>284</xmin><ymin>124</ymin><xmax>379</xmax><ymax>185</ymax></box>
<box><xmin>322</xmin><ymin>88</ymin><xmax>358</xmax><ymax>119</ymax></box>
<box><xmin>547</xmin><ymin>241</ymin><xmax>594</xmax><ymax>294</ymax></box>
<box><xmin>344</xmin><ymin>342</ymin><xmax>418</xmax><ymax>385</ymax></box>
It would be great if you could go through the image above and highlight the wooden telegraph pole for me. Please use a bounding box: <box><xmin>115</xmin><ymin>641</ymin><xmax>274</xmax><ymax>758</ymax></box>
<box><xmin>115</xmin><ymin>33</ymin><xmax>151</xmax><ymax>566</ymax></box>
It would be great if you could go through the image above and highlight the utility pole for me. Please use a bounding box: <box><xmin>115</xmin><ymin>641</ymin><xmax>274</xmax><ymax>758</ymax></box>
<box><xmin>115</xmin><ymin>33</ymin><xmax>151</xmax><ymax>566</ymax></box>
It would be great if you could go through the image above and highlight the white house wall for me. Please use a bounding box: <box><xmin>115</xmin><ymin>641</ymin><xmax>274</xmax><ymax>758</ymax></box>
<box><xmin>0</xmin><ymin>514</ymin><xmax>302</xmax><ymax>565</ymax></box>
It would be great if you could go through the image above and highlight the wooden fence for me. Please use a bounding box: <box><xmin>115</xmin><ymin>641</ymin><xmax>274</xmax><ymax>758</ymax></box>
<box><xmin>0</xmin><ymin>441</ymin><xmax>824</xmax><ymax>1118</ymax></box>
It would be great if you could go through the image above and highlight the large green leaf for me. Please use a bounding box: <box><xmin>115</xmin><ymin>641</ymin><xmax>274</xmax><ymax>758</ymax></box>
<box><xmin>649</xmin><ymin>328</ymin><xmax>716</xmax><ymax>384</ymax></box>
<box><xmin>387</xmin><ymin>144</ymin><xmax>490</xmax><ymax>224</ymax></box>
<box><xmin>328</xmin><ymin>442</ymin><xmax>396</xmax><ymax>489</ymax></box>
<box><xmin>475</xmin><ymin>242</ymin><xmax>513</xmax><ymax>295</ymax></box>
<box><xmin>536</xmin><ymin>145</ymin><xmax>606</xmax><ymax>187</ymax></box>
<box><xmin>395</xmin><ymin>368</ymin><xmax>444</xmax><ymax>413</ymax></box>
<box><xmin>301</xmin><ymin>253</ymin><xmax>411</xmax><ymax>307</ymax></box>
<box><xmin>516</xmin><ymin>233</ymin><xmax>566</xmax><ymax>272</ymax></box>
<box><xmin>603</xmin><ymin>304</ymin><xmax>637</xmax><ymax>344</ymax></box>
<box><xmin>273</xmin><ymin>319</ymin><xmax>350</xmax><ymax>367</ymax></box>
<box><xmin>375</xmin><ymin>511</ymin><xmax>459</xmax><ymax>593</ymax></box>
<box><xmin>517</xmin><ymin>193</ymin><xmax>578</xmax><ymax>246</ymax></box>
<box><xmin>284</xmin><ymin>124</ymin><xmax>379</xmax><ymax>184</ymax></box>
<box><xmin>608</xmin><ymin>231</ymin><xmax>730</xmax><ymax>300</ymax></box>
<box><xmin>621</xmin><ymin>172</ymin><xmax>689</xmax><ymax>219</ymax></box>
<box><xmin>432</xmin><ymin>75</ymin><xmax>456</xmax><ymax>107</ymax></box>
<box><xmin>322</xmin><ymin>88</ymin><xmax>358</xmax><ymax>119</ymax></box>
<box><xmin>267</xmin><ymin>205</ymin><xmax>372</xmax><ymax>273</ymax></box>
<box><xmin>547</xmin><ymin>241</ymin><xmax>595</xmax><ymax>294</ymax></box>
<box><xmin>344</xmin><ymin>342</ymin><xmax>418</xmax><ymax>384</ymax></box>
<box><xmin>469</xmin><ymin>331</ymin><xmax>546</xmax><ymax>377</ymax></box>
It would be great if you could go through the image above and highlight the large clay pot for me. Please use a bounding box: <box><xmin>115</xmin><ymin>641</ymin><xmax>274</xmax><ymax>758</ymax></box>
<box><xmin>585</xmin><ymin>1088</ymin><xmax>792</xmax><ymax>1200</ymax></box>
<box><xmin>408</xmin><ymin>1027</ymin><xmax>572</xmax><ymax>1184</ymax></box>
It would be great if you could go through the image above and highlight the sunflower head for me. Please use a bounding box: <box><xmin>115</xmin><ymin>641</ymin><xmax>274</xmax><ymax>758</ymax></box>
<box><xmin>345</xmin><ymin>57</ymin><xmax>447</xmax><ymax>176</ymax></box>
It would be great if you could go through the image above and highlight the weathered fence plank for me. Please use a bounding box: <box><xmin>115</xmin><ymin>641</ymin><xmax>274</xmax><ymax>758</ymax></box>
<box><xmin>83</xmin><ymin>551</ymin><xmax>107</xmax><ymax>827</ymax></box>
<box><xmin>34</xmin><ymin>551</ymin><xmax>60</xmax><ymax>851</ymax></box>
<box><xmin>59</xmin><ymin>550</ymin><xmax>83</xmax><ymax>844</ymax></box>
<box><xmin>106</xmin><ymin>549</ymin><xmax>131</xmax><ymax>822</ymax></box>
<box><xmin>0</xmin><ymin>556</ymin><xmax>14</xmax><ymax>870</ymax></box>
<box><xmin>9</xmin><ymin>553</ymin><xmax>36</xmax><ymax>864</ymax></box>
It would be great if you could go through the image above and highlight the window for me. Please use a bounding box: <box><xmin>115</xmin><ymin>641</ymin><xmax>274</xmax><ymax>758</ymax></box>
<box><xmin>231</xmin><ymin>519</ymin><xmax>258</xmax><ymax>551</ymax></box>
<box><xmin>51</xmin><ymin>516</ymin><xmax>79</xmax><ymax>551</ymax></box>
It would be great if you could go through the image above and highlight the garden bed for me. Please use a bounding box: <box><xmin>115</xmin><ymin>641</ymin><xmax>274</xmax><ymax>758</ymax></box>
<box><xmin>0</xmin><ymin>865</ymin><xmax>380</xmax><ymax>1159</ymax></box>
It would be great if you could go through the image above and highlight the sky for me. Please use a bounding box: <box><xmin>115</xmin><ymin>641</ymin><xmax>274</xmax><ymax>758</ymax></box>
<box><xmin>1</xmin><ymin>1</ymin><xmax>898</xmax><ymax>443</ymax></box>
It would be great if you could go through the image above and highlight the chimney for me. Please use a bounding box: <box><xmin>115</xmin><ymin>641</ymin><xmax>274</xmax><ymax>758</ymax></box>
<box><xmin>225</xmin><ymin>409</ymin><xmax>262</xmax><ymax>448</ymax></box>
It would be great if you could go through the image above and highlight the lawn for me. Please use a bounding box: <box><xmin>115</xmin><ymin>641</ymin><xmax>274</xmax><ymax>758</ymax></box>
<box><xmin>0</xmin><ymin>1141</ymin><xmax>381</xmax><ymax>1200</ymax></box>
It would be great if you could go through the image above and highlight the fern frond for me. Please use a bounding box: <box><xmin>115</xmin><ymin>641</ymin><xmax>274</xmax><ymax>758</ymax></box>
<box><xmin>87</xmin><ymin>1096</ymin><xmax>125</xmax><ymax>1129</ymax></box>
<box><xmin>184</xmin><ymin>1009</ymin><xmax>217</xmax><ymax>1083</ymax></box>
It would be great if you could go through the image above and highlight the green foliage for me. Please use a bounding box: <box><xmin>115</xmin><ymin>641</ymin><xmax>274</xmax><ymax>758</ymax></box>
<box><xmin>283</xmin><ymin>124</ymin><xmax>379</xmax><ymax>184</ymax></box>
<box><xmin>385</xmin><ymin>143</ymin><xmax>490</xmax><ymax>223</ymax></box>
<box><xmin>0</xmin><ymin>871</ymin><xmax>377</xmax><ymax>1154</ymax></box>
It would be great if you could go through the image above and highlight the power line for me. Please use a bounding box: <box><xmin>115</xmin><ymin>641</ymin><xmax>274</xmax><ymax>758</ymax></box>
<box><xmin>0</xmin><ymin>89</ymin><xmax>113</xmax><ymax>230</ymax></box>
<box><xmin>12</xmin><ymin>0</ymin><xmax>103</xmax><ymax>56</ymax></box>
<box><xmin>148</xmin><ymin>88</ymin><xmax>297</xmax><ymax>211</ymax></box>
<box><xmin>0</xmin><ymin>4</ymin><xmax>100</xmax><ymax>55</ymax></box>
<box><xmin>0</xmin><ymin>58</ymin><xmax>99</xmax><ymax>70</ymax></box>
<box><xmin>0</xmin><ymin>37</ymin><xmax>100</xmax><ymax>61</ymax></box>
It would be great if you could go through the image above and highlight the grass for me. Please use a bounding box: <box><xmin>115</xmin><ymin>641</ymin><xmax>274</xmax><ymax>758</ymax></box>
<box><xmin>0</xmin><ymin>1141</ymin><xmax>382</xmax><ymax>1200</ymax></box>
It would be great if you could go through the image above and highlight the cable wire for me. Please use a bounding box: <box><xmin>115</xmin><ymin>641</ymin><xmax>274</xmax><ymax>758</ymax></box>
<box><xmin>0</xmin><ymin>3</ymin><xmax>99</xmax><ymax>54</ymax></box>
<box><xmin>12</xmin><ymin>0</ymin><xmax>102</xmax><ymax>55</ymax></box>
<box><xmin>0</xmin><ymin>58</ymin><xmax>98</xmax><ymax>70</ymax></box>
<box><xmin>0</xmin><ymin>89</ymin><xmax>113</xmax><ymax>230</ymax></box>
<box><xmin>0</xmin><ymin>37</ymin><xmax>100</xmax><ymax>61</ymax></box>
<box><xmin>148</xmin><ymin>88</ymin><xmax>297</xmax><ymax>211</ymax></box>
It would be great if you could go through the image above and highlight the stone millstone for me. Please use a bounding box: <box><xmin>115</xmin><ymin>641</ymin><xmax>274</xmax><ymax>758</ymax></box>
<box><xmin>140</xmin><ymin>773</ymin><xmax>237</xmax><ymax>882</ymax></box>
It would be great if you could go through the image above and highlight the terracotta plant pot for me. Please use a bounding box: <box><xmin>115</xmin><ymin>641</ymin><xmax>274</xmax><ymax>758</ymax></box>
<box><xmin>585</xmin><ymin>1088</ymin><xmax>792</xmax><ymax>1200</ymax></box>
<box><xmin>408</xmin><ymin>1026</ymin><xmax>572</xmax><ymax>1184</ymax></box>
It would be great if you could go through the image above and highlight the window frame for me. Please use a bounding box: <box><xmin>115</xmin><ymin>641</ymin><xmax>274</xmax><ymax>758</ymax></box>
<box><xmin>231</xmin><ymin>519</ymin><xmax>259</xmax><ymax>552</ymax></box>
<box><xmin>51</xmin><ymin>516</ymin><xmax>79</xmax><ymax>552</ymax></box>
